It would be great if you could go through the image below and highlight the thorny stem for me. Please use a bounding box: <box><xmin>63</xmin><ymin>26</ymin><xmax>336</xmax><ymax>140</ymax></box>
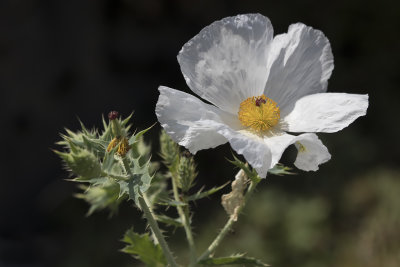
<box><xmin>121</xmin><ymin>157</ymin><xmax>178</xmax><ymax>267</ymax></box>
<box><xmin>197</xmin><ymin>173</ymin><xmax>261</xmax><ymax>262</ymax></box>
<box><xmin>171</xmin><ymin>174</ymin><xmax>197</xmax><ymax>267</ymax></box>
<box><xmin>139</xmin><ymin>197</ymin><xmax>179</xmax><ymax>267</ymax></box>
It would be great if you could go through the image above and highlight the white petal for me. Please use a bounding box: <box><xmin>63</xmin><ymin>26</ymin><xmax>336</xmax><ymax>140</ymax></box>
<box><xmin>263</xmin><ymin>132</ymin><xmax>330</xmax><ymax>171</ymax></box>
<box><xmin>178</xmin><ymin>14</ymin><xmax>274</xmax><ymax>114</ymax></box>
<box><xmin>217</xmin><ymin>129</ymin><xmax>273</xmax><ymax>178</ymax></box>
<box><xmin>284</xmin><ymin>93</ymin><xmax>369</xmax><ymax>133</ymax></box>
<box><xmin>156</xmin><ymin>86</ymin><xmax>274</xmax><ymax>177</ymax></box>
<box><xmin>264</xmin><ymin>23</ymin><xmax>334</xmax><ymax>116</ymax></box>
<box><xmin>294</xmin><ymin>134</ymin><xmax>331</xmax><ymax>171</ymax></box>
<box><xmin>156</xmin><ymin>86</ymin><xmax>238</xmax><ymax>153</ymax></box>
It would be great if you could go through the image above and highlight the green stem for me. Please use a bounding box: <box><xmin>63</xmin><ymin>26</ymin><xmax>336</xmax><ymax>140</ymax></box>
<box><xmin>139</xmin><ymin>196</ymin><xmax>179</xmax><ymax>267</ymax></box>
<box><xmin>121</xmin><ymin>157</ymin><xmax>178</xmax><ymax>267</ymax></box>
<box><xmin>171</xmin><ymin>175</ymin><xmax>197</xmax><ymax>267</ymax></box>
<box><xmin>197</xmin><ymin>175</ymin><xmax>260</xmax><ymax>262</ymax></box>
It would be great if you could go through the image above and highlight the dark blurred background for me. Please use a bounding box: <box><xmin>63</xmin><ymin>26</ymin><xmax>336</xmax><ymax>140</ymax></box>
<box><xmin>1</xmin><ymin>0</ymin><xmax>399</xmax><ymax>266</ymax></box>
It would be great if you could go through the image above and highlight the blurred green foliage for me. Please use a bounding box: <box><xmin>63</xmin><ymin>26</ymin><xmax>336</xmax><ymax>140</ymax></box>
<box><xmin>193</xmin><ymin>169</ymin><xmax>400</xmax><ymax>267</ymax></box>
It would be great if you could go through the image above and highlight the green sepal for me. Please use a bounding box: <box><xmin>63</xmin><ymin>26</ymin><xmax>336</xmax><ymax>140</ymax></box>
<box><xmin>121</xmin><ymin>112</ymin><xmax>134</xmax><ymax>127</ymax></box>
<box><xmin>81</xmin><ymin>135</ymin><xmax>107</xmax><ymax>157</ymax></box>
<box><xmin>186</xmin><ymin>182</ymin><xmax>229</xmax><ymax>202</ymax></box>
<box><xmin>228</xmin><ymin>154</ymin><xmax>261</xmax><ymax>183</ymax></box>
<box><xmin>121</xmin><ymin>228</ymin><xmax>167</xmax><ymax>267</ymax></box>
<box><xmin>102</xmin><ymin>148</ymin><xmax>119</xmax><ymax>173</ymax></box>
<box><xmin>198</xmin><ymin>254</ymin><xmax>269</xmax><ymax>266</ymax></box>
<box><xmin>129</xmin><ymin>123</ymin><xmax>155</xmax><ymax>146</ymax></box>
<box><xmin>268</xmin><ymin>163</ymin><xmax>296</xmax><ymax>176</ymax></box>
<box><xmin>100</xmin><ymin>115</ymin><xmax>112</xmax><ymax>141</ymax></box>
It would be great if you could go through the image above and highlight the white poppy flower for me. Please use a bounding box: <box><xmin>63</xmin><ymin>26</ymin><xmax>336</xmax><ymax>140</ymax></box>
<box><xmin>156</xmin><ymin>14</ymin><xmax>368</xmax><ymax>178</ymax></box>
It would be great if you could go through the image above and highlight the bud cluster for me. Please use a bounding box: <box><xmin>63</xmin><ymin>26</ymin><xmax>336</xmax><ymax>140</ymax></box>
<box><xmin>55</xmin><ymin>112</ymin><xmax>154</xmax><ymax>213</ymax></box>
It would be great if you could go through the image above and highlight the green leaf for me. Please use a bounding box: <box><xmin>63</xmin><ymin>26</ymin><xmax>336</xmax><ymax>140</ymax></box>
<box><xmin>121</xmin><ymin>228</ymin><xmax>167</xmax><ymax>267</ymax></box>
<box><xmin>187</xmin><ymin>182</ymin><xmax>229</xmax><ymax>202</ymax></box>
<box><xmin>118</xmin><ymin>157</ymin><xmax>154</xmax><ymax>206</ymax></box>
<box><xmin>198</xmin><ymin>254</ymin><xmax>269</xmax><ymax>266</ymax></box>
<box><xmin>156</xmin><ymin>197</ymin><xmax>187</xmax><ymax>207</ymax></box>
<box><xmin>145</xmin><ymin>174</ymin><xmax>168</xmax><ymax>206</ymax></box>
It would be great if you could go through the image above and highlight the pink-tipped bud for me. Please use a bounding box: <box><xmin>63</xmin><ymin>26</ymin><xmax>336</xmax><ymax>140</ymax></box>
<box><xmin>108</xmin><ymin>111</ymin><xmax>119</xmax><ymax>120</ymax></box>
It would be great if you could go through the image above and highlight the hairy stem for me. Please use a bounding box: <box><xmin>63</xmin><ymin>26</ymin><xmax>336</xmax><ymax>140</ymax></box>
<box><xmin>139</xmin><ymin>196</ymin><xmax>179</xmax><ymax>267</ymax></box>
<box><xmin>121</xmin><ymin>157</ymin><xmax>178</xmax><ymax>267</ymax></box>
<box><xmin>197</xmin><ymin>175</ymin><xmax>260</xmax><ymax>262</ymax></box>
<box><xmin>171</xmin><ymin>175</ymin><xmax>197</xmax><ymax>267</ymax></box>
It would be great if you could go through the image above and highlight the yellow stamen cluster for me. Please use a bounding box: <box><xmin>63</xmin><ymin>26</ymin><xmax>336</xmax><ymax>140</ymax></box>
<box><xmin>238</xmin><ymin>94</ymin><xmax>280</xmax><ymax>132</ymax></box>
<box><xmin>107</xmin><ymin>137</ymin><xmax>130</xmax><ymax>157</ymax></box>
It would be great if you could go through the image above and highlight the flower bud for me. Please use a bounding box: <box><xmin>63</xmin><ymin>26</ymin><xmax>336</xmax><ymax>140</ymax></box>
<box><xmin>108</xmin><ymin>111</ymin><xmax>119</xmax><ymax>120</ymax></box>
<box><xmin>177</xmin><ymin>155</ymin><xmax>197</xmax><ymax>192</ymax></box>
<box><xmin>55</xmin><ymin>147</ymin><xmax>101</xmax><ymax>179</ymax></box>
<box><xmin>159</xmin><ymin>131</ymin><xmax>179</xmax><ymax>168</ymax></box>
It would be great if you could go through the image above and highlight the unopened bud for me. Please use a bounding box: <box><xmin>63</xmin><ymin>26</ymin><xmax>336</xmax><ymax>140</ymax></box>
<box><xmin>108</xmin><ymin>111</ymin><xmax>119</xmax><ymax>120</ymax></box>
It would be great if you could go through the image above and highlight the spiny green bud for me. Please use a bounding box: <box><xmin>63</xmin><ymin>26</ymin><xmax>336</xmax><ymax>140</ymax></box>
<box><xmin>79</xmin><ymin>181</ymin><xmax>120</xmax><ymax>215</ymax></box>
<box><xmin>55</xmin><ymin>147</ymin><xmax>101</xmax><ymax>179</ymax></box>
<box><xmin>109</xmin><ymin>111</ymin><xmax>123</xmax><ymax>138</ymax></box>
<box><xmin>177</xmin><ymin>152</ymin><xmax>197</xmax><ymax>192</ymax></box>
<box><xmin>159</xmin><ymin>130</ymin><xmax>179</xmax><ymax>168</ymax></box>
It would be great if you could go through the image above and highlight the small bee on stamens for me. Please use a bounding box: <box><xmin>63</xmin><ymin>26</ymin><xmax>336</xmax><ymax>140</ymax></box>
<box><xmin>255</xmin><ymin>98</ymin><xmax>266</xmax><ymax>107</ymax></box>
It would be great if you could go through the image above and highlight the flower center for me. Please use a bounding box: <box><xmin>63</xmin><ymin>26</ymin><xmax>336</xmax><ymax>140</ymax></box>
<box><xmin>238</xmin><ymin>94</ymin><xmax>280</xmax><ymax>132</ymax></box>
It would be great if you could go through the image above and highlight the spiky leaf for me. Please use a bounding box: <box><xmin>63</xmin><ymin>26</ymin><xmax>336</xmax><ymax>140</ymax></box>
<box><xmin>187</xmin><ymin>183</ymin><xmax>229</xmax><ymax>202</ymax></box>
<box><xmin>118</xmin><ymin>157</ymin><xmax>153</xmax><ymax>206</ymax></box>
<box><xmin>121</xmin><ymin>228</ymin><xmax>167</xmax><ymax>267</ymax></box>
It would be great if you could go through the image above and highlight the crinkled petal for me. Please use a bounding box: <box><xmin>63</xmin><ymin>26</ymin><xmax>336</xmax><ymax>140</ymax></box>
<box><xmin>156</xmin><ymin>86</ymin><xmax>274</xmax><ymax>177</ymax></box>
<box><xmin>263</xmin><ymin>132</ymin><xmax>330</xmax><ymax>171</ymax></box>
<box><xmin>217</xmin><ymin>129</ymin><xmax>273</xmax><ymax>178</ymax></box>
<box><xmin>156</xmin><ymin>86</ymin><xmax>238</xmax><ymax>153</ymax></box>
<box><xmin>178</xmin><ymin>14</ymin><xmax>274</xmax><ymax>114</ymax></box>
<box><xmin>293</xmin><ymin>133</ymin><xmax>331</xmax><ymax>171</ymax></box>
<box><xmin>283</xmin><ymin>93</ymin><xmax>369</xmax><ymax>133</ymax></box>
<box><xmin>264</xmin><ymin>23</ymin><xmax>334</xmax><ymax>116</ymax></box>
